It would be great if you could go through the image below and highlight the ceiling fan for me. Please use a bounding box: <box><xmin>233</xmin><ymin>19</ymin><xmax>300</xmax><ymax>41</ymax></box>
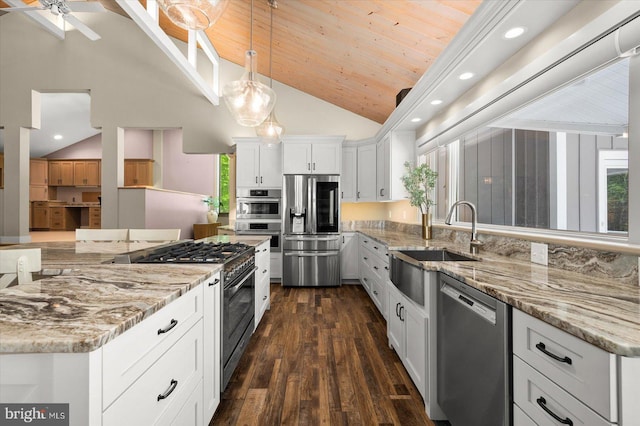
<box><xmin>0</xmin><ymin>0</ymin><xmax>105</xmax><ymax>41</ymax></box>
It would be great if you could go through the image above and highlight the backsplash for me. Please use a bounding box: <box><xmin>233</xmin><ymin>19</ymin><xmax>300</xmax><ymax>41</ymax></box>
<box><xmin>342</xmin><ymin>220</ymin><xmax>640</xmax><ymax>286</ymax></box>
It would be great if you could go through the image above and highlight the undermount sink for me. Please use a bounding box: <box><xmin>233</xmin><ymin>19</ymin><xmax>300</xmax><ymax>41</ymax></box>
<box><xmin>398</xmin><ymin>249</ymin><xmax>477</xmax><ymax>262</ymax></box>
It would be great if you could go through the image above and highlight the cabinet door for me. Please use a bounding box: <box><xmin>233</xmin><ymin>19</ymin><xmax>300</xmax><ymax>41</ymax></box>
<box><xmin>404</xmin><ymin>301</ymin><xmax>427</xmax><ymax>397</ymax></box>
<box><xmin>341</xmin><ymin>147</ymin><xmax>357</xmax><ymax>202</ymax></box>
<box><xmin>31</xmin><ymin>206</ymin><xmax>49</xmax><ymax>229</ymax></box>
<box><xmin>136</xmin><ymin>161</ymin><xmax>153</xmax><ymax>186</ymax></box>
<box><xmin>0</xmin><ymin>154</ymin><xmax>3</xmax><ymax>188</ymax></box>
<box><xmin>376</xmin><ymin>138</ymin><xmax>390</xmax><ymax>200</ymax></box>
<box><xmin>258</xmin><ymin>144</ymin><xmax>282</xmax><ymax>187</ymax></box>
<box><xmin>30</xmin><ymin>159</ymin><xmax>48</xmax><ymax>185</ymax></box>
<box><xmin>29</xmin><ymin>185</ymin><xmax>49</xmax><ymax>201</ymax></box>
<box><xmin>311</xmin><ymin>142</ymin><xmax>341</xmax><ymax>174</ymax></box>
<box><xmin>203</xmin><ymin>275</ymin><xmax>221</xmax><ymax>422</ymax></box>
<box><xmin>48</xmin><ymin>161</ymin><xmax>62</xmax><ymax>186</ymax></box>
<box><xmin>74</xmin><ymin>162</ymin><xmax>87</xmax><ymax>186</ymax></box>
<box><xmin>356</xmin><ymin>144</ymin><xmax>377</xmax><ymax>201</ymax></box>
<box><xmin>340</xmin><ymin>233</ymin><xmax>359</xmax><ymax>280</ymax></box>
<box><xmin>236</xmin><ymin>143</ymin><xmax>260</xmax><ymax>187</ymax></box>
<box><xmin>387</xmin><ymin>288</ymin><xmax>404</xmax><ymax>358</ymax></box>
<box><xmin>282</xmin><ymin>143</ymin><xmax>311</xmax><ymax>174</ymax></box>
<box><xmin>85</xmin><ymin>160</ymin><xmax>100</xmax><ymax>186</ymax></box>
<box><xmin>60</xmin><ymin>161</ymin><xmax>74</xmax><ymax>186</ymax></box>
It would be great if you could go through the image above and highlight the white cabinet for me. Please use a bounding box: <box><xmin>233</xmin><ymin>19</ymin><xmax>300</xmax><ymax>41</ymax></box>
<box><xmin>235</xmin><ymin>139</ymin><xmax>282</xmax><ymax>188</ymax></box>
<box><xmin>512</xmin><ymin>309</ymin><xmax>620</xmax><ymax>425</ymax></box>
<box><xmin>387</xmin><ymin>284</ymin><xmax>426</xmax><ymax>398</ymax></box>
<box><xmin>282</xmin><ymin>136</ymin><xmax>343</xmax><ymax>174</ymax></box>
<box><xmin>341</xmin><ymin>146</ymin><xmax>357</xmax><ymax>201</ymax></box>
<box><xmin>356</xmin><ymin>143</ymin><xmax>377</xmax><ymax>201</ymax></box>
<box><xmin>203</xmin><ymin>273</ymin><xmax>221</xmax><ymax>423</ymax></box>
<box><xmin>376</xmin><ymin>130</ymin><xmax>414</xmax><ymax>201</ymax></box>
<box><xmin>358</xmin><ymin>234</ymin><xmax>389</xmax><ymax>319</ymax></box>
<box><xmin>340</xmin><ymin>232</ymin><xmax>358</xmax><ymax>280</ymax></box>
<box><xmin>255</xmin><ymin>240</ymin><xmax>271</xmax><ymax>329</ymax></box>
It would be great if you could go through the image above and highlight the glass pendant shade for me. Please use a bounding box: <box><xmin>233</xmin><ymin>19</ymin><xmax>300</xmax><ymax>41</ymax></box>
<box><xmin>256</xmin><ymin>110</ymin><xmax>284</xmax><ymax>141</ymax></box>
<box><xmin>223</xmin><ymin>50</ymin><xmax>276</xmax><ymax>127</ymax></box>
<box><xmin>157</xmin><ymin>0</ymin><xmax>229</xmax><ymax>31</ymax></box>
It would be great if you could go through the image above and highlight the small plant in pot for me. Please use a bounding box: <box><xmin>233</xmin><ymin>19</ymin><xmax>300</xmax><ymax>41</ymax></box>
<box><xmin>203</xmin><ymin>196</ymin><xmax>222</xmax><ymax>224</ymax></box>
<box><xmin>401</xmin><ymin>161</ymin><xmax>438</xmax><ymax>239</ymax></box>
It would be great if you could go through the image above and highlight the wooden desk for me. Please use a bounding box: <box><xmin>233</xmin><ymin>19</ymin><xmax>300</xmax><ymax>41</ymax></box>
<box><xmin>193</xmin><ymin>223</ymin><xmax>221</xmax><ymax>240</ymax></box>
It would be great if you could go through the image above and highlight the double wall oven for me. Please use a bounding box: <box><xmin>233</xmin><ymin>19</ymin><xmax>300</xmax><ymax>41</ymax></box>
<box><xmin>235</xmin><ymin>188</ymin><xmax>281</xmax><ymax>254</ymax></box>
<box><xmin>113</xmin><ymin>241</ymin><xmax>256</xmax><ymax>390</ymax></box>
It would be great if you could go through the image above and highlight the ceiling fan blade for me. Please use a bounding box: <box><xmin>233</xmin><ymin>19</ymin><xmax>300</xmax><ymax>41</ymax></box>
<box><xmin>66</xmin><ymin>2</ymin><xmax>106</xmax><ymax>13</ymax></box>
<box><xmin>62</xmin><ymin>14</ymin><xmax>101</xmax><ymax>41</ymax></box>
<box><xmin>0</xmin><ymin>6</ymin><xmax>42</xmax><ymax>12</ymax></box>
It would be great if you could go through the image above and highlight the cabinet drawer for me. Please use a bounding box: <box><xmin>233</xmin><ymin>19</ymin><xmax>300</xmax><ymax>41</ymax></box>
<box><xmin>102</xmin><ymin>286</ymin><xmax>203</xmax><ymax>407</ymax></box>
<box><xmin>168</xmin><ymin>379</ymin><xmax>203</xmax><ymax>426</ymax></box>
<box><xmin>513</xmin><ymin>403</ymin><xmax>539</xmax><ymax>426</ymax></box>
<box><xmin>512</xmin><ymin>309</ymin><xmax>616</xmax><ymax>420</ymax></box>
<box><xmin>513</xmin><ymin>356</ymin><xmax>612</xmax><ymax>426</ymax></box>
<box><xmin>103</xmin><ymin>320</ymin><xmax>203</xmax><ymax>425</ymax></box>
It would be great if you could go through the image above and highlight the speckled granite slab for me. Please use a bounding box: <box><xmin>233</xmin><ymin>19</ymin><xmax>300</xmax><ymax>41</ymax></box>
<box><xmin>352</xmin><ymin>226</ymin><xmax>640</xmax><ymax>357</ymax></box>
<box><xmin>0</xmin><ymin>236</ymin><xmax>269</xmax><ymax>354</ymax></box>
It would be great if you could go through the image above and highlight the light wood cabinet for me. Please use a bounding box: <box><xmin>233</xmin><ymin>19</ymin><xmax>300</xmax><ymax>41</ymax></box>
<box><xmin>29</xmin><ymin>185</ymin><xmax>49</xmax><ymax>201</ymax></box>
<box><xmin>48</xmin><ymin>160</ymin><xmax>74</xmax><ymax>186</ymax></box>
<box><xmin>74</xmin><ymin>160</ymin><xmax>100</xmax><ymax>186</ymax></box>
<box><xmin>30</xmin><ymin>159</ymin><xmax>48</xmax><ymax>185</ymax></box>
<box><xmin>89</xmin><ymin>207</ymin><xmax>101</xmax><ymax>229</ymax></box>
<box><xmin>31</xmin><ymin>201</ymin><xmax>49</xmax><ymax>229</ymax></box>
<box><xmin>124</xmin><ymin>159</ymin><xmax>154</xmax><ymax>186</ymax></box>
<box><xmin>193</xmin><ymin>223</ymin><xmax>220</xmax><ymax>240</ymax></box>
<box><xmin>49</xmin><ymin>206</ymin><xmax>79</xmax><ymax>231</ymax></box>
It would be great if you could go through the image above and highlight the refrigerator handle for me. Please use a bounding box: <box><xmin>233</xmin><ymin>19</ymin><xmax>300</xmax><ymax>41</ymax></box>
<box><xmin>308</xmin><ymin>177</ymin><xmax>317</xmax><ymax>233</ymax></box>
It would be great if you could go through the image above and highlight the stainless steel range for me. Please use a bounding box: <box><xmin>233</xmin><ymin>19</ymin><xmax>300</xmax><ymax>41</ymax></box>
<box><xmin>114</xmin><ymin>240</ymin><xmax>256</xmax><ymax>390</ymax></box>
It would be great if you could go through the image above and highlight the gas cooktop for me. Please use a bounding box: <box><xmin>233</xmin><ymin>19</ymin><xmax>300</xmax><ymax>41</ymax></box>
<box><xmin>111</xmin><ymin>241</ymin><xmax>252</xmax><ymax>265</ymax></box>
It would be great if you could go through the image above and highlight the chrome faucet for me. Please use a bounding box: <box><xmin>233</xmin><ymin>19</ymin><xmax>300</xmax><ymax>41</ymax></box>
<box><xmin>445</xmin><ymin>200</ymin><xmax>483</xmax><ymax>255</ymax></box>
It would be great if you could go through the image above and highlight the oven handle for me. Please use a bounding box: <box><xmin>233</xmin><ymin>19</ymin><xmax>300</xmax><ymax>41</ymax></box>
<box><xmin>284</xmin><ymin>236</ymin><xmax>340</xmax><ymax>242</ymax></box>
<box><xmin>284</xmin><ymin>252</ymin><xmax>339</xmax><ymax>257</ymax></box>
<box><xmin>225</xmin><ymin>266</ymin><xmax>258</xmax><ymax>297</ymax></box>
<box><xmin>237</xmin><ymin>198</ymin><xmax>281</xmax><ymax>203</ymax></box>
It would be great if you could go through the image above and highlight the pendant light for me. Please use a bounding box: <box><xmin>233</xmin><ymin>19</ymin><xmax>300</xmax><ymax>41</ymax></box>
<box><xmin>223</xmin><ymin>0</ymin><xmax>276</xmax><ymax>127</ymax></box>
<box><xmin>157</xmin><ymin>0</ymin><xmax>229</xmax><ymax>31</ymax></box>
<box><xmin>256</xmin><ymin>0</ymin><xmax>285</xmax><ymax>142</ymax></box>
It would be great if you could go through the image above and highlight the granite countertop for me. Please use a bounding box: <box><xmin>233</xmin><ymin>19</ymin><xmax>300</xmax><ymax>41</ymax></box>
<box><xmin>0</xmin><ymin>236</ymin><xmax>269</xmax><ymax>354</ymax></box>
<box><xmin>354</xmin><ymin>227</ymin><xmax>640</xmax><ymax>357</ymax></box>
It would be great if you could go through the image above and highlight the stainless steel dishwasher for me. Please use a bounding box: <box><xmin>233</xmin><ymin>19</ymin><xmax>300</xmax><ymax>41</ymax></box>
<box><xmin>437</xmin><ymin>273</ymin><xmax>511</xmax><ymax>426</ymax></box>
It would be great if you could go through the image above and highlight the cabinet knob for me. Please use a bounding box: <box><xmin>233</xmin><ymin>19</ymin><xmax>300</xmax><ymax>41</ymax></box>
<box><xmin>260</xmin><ymin>176</ymin><xmax>263</xmax><ymax>184</ymax></box>
<box><xmin>380</xmin><ymin>188</ymin><xmax>385</xmax><ymax>196</ymax></box>
<box><xmin>263</xmin><ymin>295</ymin><xmax>268</xmax><ymax>301</ymax></box>
<box><xmin>357</xmin><ymin>191</ymin><xmax>360</xmax><ymax>199</ymax></box>
<box><xmin>263</xmin><ymin>269</ymin><xmax>268</xmax><ymax>274</ymax></box>
<box><xmin>307</xmin><ymin>163</ymin><xmax>311</xmax><ymax>170</ymax></box>
<box><xmin>313</xmin><ymin>162</ymin><xmax>316</xmax><ymax>170</ymax></box>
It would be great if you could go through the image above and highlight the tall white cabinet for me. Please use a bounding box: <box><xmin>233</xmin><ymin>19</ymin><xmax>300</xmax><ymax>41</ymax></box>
<box><xmin>376</xmin><ymin>130</ymin><xmax>415</xmax><ymax>201</ymax></box>
<box><xmin>234</xmin><ymin>139</ymin><xmax>282</xmax><ymax>188</ymax></box>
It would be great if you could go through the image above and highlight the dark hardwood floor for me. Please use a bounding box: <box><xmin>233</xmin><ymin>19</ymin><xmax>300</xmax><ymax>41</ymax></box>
<box><xmin>210</xmin><ymin>283</ymin><xmax>434</xmax><ymax>425</ymax></box>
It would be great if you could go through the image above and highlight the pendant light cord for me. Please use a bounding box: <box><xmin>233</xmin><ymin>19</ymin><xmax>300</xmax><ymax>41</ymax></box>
<box><xmin>269</xmin><ymin>1</ymin><xmax>274</xmax><ymax>88</ymax></box>
<box><xmin>250</xmin><ymin>0</ymin><xmax>254</xmax><ymax>51</ymax></box>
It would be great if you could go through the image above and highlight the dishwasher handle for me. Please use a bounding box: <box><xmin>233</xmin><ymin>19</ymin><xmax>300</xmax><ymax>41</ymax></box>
<box><xmin>441</xmin><ymin>283</ymin><xmax>496</xmax><ymax>325</ymax></box>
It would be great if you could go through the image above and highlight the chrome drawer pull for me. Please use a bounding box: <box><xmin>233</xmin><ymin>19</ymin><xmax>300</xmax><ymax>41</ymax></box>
<box><xmin>535</xmin><ymin>342</ymin><xmax>572</xmax><ymax>365</ymax></box>
<box><xmin>157</xmin><ymin>319</ymin><xmax>178</xmax><ymax>335</ymax></box>
<box><xmin>209</xmin><ymin>278</ymin><xmax>220</xmax><ymax>287</ymax></box>
<box><xmin>536</xmin><ymin>397</ymin><xmax>573</xmax><ymax>425</ymax></box>
<box><xmin>157</xmin><ymin>379</ymin><xmax>178</xmax><ymax>401</ymax></box>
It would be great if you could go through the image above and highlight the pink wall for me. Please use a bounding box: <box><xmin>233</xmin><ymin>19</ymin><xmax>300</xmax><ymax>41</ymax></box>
<box><xmin>162</xmin><ymin>129</ymin><xmax>215</xmax><ymax>195</ymax></box>
<box><xmin>45</xmin><ymin>129</ymin><xmax>153</xmax><ymax>159</ymax></box>
<box><xmin>144</xmin><ymin>189</ymin><xmax>208</xmax><ymax>238</ymax></box>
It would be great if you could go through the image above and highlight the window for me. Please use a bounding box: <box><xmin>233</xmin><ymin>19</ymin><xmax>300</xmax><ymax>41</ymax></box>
<box><xmin>218</xmin><ymin>154</ymin><xmax>230</xmax><ymax>214</ymax></box>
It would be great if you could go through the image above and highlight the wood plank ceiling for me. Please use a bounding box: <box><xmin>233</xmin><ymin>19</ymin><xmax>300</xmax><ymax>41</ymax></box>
<box><xmin>2</xmin><ymin>0</ymin><xmax>482</xmax><ymax>124</ymax></box>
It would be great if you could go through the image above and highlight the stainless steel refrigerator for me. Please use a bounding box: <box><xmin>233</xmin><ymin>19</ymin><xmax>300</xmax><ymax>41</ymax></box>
<box><xmin>282</xmin><ymin>175</ymin><xmax>341</xmax><ymax>287</ymax></box>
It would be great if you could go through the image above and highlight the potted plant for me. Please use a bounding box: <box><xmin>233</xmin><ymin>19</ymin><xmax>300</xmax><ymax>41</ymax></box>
<box><xmin>203</xmin><ymin>196</ymin><xmax>222</xmax><ymax>224</ymax></box>
<box><xmin>401</xmin><ymin>161</ymin><xmax>438</xmax><ymax>239</ymax></box>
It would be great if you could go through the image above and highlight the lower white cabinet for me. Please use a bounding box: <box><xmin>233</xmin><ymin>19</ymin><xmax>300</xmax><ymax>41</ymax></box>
<box><xmin>255</xmin><ymin>240</ymin><xmax>271</xmax><ymax>329</ymax></box>
<box><xmin>341</xmin><ymin>232</ymin><xmax>359</xmax><ymax>280</ymax></box>
<box><xmin>387</xmin><ymin>284</ymin><xmax>427</xmax><ymax>399</ymax></box>
<box><xmin>203</xmin><ymin>273</ymin><xmax>222</xmax><ymax>422</ymax></box>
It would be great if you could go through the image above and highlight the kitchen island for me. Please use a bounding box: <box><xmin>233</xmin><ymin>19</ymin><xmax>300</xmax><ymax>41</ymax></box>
<box><xmin>0</xmin><ymin>236</ymin><xmax>268</xmax><ymax>426</ymax></box>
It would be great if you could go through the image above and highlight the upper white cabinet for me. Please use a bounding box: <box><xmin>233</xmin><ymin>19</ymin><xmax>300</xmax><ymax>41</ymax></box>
<box><xmin>234</xmin><ymin>138</ymin><xmax>282</xmax><ymax>188</ymax></box>
<box><xmin>376</xmin><ymin>130</ymin><xmax>415</xmax><ymax>201</ymax></box>
<box><xmin>282</xmin><ymin>136</ymin><xmax>343</xmax><ymax>174</ymax></box>
<box><xmin>357</xmin><ymin>142</ymin><xmax>377</xmax><ymax>201</ymax></box>
<box><xmin>341</xmin><ymin>146</ymin><xmax>357</xmax><ymax>201</ymax></box>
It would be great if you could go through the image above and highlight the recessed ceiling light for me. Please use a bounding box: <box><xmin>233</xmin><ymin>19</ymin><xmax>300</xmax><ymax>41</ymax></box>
<box><xmin>459</xmin><ymin>72</ymin><xmax>474</xmax><ymax>80</ymax></box>
<box><xmin>410</xmin><ymin>117</ymin><xmax>421</xmax><ymax>123</ymax></box>
<box><xmin>430</xmin><ymin>99</ymin><xmax>443</xmax><ymax>105</ymax></box>
<box><xmin>53</xmin><ymin>134</ymin><xmax>63</xmax><ymax>140</ymax></box>
<box><xmin>504</xmin><ymin>26</ymin><xmax>526</xmax><ymax>39</ymax></box>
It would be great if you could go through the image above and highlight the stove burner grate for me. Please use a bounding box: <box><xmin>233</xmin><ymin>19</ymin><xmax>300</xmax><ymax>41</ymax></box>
<box><xmin>133</xmin><ymin>241</ymin><xmax>251</xmax><ymax>264</ymax></box>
